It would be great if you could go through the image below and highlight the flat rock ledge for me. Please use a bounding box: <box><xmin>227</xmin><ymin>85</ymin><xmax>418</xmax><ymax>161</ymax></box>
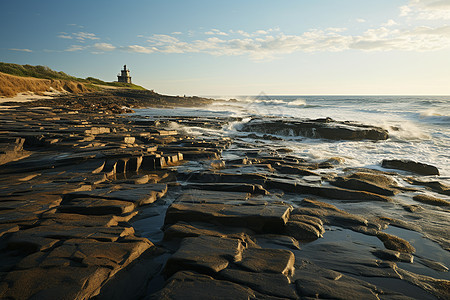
<box><xmin>0</xmin><ymin>102</ymin><xmax>449</xmax><ymax>300</ymax></box>
<box><xmin>240</xmin><ymin>117</ymin><xmax>389</xmax><ymax>141</ymax></box>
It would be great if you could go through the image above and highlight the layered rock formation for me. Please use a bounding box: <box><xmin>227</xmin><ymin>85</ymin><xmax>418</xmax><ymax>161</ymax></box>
<box><xmin>0</xmin><ymin>96</ymin><xmax>448</xmax><ymax>299</ymax></box>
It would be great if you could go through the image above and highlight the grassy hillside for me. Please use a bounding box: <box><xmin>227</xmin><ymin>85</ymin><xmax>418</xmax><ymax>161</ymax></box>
<box><xmin>0</xmin><ymin>62</ymin><xmax>147</xmax><ymax>91</ymax></box>
<box><xmin>0</xmin><ymin>62</ymin><xmax>79</xmax><ymax>81</ymax></box>
<box><xmin>0</xmin><ymin>72</ymin><xmax>91</xmax><ymax>97</ymax></box>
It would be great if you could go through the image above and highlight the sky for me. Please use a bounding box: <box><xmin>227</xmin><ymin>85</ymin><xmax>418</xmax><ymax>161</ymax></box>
<box><xmin>1</xmin><ymin>0</ymin><xmax>450</xmax><ymax>96</ymax></box>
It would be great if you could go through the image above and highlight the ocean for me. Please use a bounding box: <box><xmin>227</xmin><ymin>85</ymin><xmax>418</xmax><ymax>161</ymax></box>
<box><xmin>136</xmin><ymin>95</ymin><xmax>450</xmax><ymax>179</ymax></box>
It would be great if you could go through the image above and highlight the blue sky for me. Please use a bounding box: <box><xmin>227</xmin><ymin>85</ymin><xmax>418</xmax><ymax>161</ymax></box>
<box><xmin>1</xmin><ymin>0</ymin><xmax>450</xmax><ymax>95</ymax></box>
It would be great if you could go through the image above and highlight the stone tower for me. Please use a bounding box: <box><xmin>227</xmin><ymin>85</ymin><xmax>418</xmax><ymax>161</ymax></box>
<box><xmin>117</xmin><ymin>65</ymin><xmax>132</xmax><ymax>83</ymax></box>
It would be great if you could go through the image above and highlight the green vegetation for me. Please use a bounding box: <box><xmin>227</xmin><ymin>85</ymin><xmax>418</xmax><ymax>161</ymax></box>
<box><xmin>0</xmin><ymin>62</ymin><xmax>80</xmax><ymax>81</ymax></box>
<box><xmin>84</xmin><ymin>77</ymin><xmax>147</xmax><ymax>90</ymax></box>
<box><xmin>0</xmin><ymin>62</ymin><xmax>147</xmax><ymax>91</ymax></box>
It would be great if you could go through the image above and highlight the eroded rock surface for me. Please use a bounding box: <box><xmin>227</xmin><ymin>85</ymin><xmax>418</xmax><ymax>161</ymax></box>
<box><xmin>0</xmin><ymin>99</ymin><xmax>448</xmax><ymax>300</ymax></box>
<box><xmin>241</xmin><ymin>117</ymin><xmax>389</xmax><ymax>141</ymax></box>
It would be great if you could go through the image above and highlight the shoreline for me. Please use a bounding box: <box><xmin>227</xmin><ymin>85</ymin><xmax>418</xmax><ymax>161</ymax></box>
<box><xmin>0</xmin><ymin>91</ymin><xmax>449</xmax><ymax>299</ymax></box>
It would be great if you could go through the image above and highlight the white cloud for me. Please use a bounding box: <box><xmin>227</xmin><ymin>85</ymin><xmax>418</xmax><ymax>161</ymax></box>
<box><xmin>205</xmin><ymin>29</ymin><xmax>228</xmax><ymax>36</ymax></box>
<box><xmin>9</xmin><ymin>48</ymin><xmax>32</xmax><ymax>52</ymax></box>
<box><xmin>350</xmin><ymin>25</ymin><xmax>450</xmax><ymax>51</ymax></box>
<box><xmin>73</xmin><ymin>32</ymin><xmax>99</xmax><ymax>41</ymax></box>
<box><xmin>236</xmin><ymin>30</ymin><xmax>251</xmax><ymax>37</ymax></box>
<box><xmin>58</xmin><ymin>32</ymin><xmax>100</xmax><ymax>41</ymax></box>
<box><xmin>120</xmin><ymin>45</ymin><xmax>154</xmax><ymax>53</ymax></box>
<box><xmin>65</xmin><ymin>45</ymin><xmax>85</xmax><ymax>52</ymax></box>
<box><xmin>326</xmin><ymin>27</ymin><xmax>348</xmax><ymax>32</ymax></box>
<box><xmin>93</xmin><ymin>43</ymin><xmax>116</xmax><ymax>51</ymax></box>
<box><xmin>356</xmin><ymin>18</ymin><xmax>366</xmax><ymax>23</ymax></box>
<box><xmin>58</xmin><ymin>34</ymin><xmax>73</xmax><ymax>39</ymax></box>
<box><xmin>52</xmin><ymin>24</ymin><xmax>450</xmax><ymax>59</ymax></box>
<box><xmin>400</xmin><ymin>0</ymin><xmax>450</xmax><ymax>19</ymax></box>
<box><xmin>382</xmin><ymin>19</ymin><xmax>398</xmax><ymax>27</ymax></box>
<box><xmin>253</xmin><ymin>30</ymin><xmax>268</xmax><ymax>35</ymax></box>
<box><xmin>139</xmin><ymin>25</ymin><xmax>450</xmax><ymax>59</ymax></box>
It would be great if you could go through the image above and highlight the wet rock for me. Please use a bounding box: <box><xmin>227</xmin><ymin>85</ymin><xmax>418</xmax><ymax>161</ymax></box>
<box><xmin>405</xmin><ymin>178</ymin><xmax>450</xmax><ymax>196</ymax></box>
<box><xmin>347</xmin><ymin>171</ymin><xmax>397</xmax><ymax>187</ymax></box>
<box><xmin>376</xmin><ymin>232</ymin><xmax>415</xmax><ymax>253</ymax></box>
<box><xmin>141</xmin><ymin>155</ymin><xmax>167</xmax><ymax>170</ymax></box>
<box><xmin>39</xmin><ymin>211</ymin><xmax>138</xmax><ymax>227</ymax></box>
<box><xmin>0</xmin><ymin>137</ymin><xmax>27</xmax><ymax>165</ymax></box>
<box><xmin>289</xmin><ymin>214</ymin><xmax>325</xmax><ymax>235</ymax></box>
<box><xmin>181</xmin><ymin>150</ymin><xmax>220</xmax><ymax>160</ymax></box>
<box><xmin>273</xmin><ymin>164</ymin><xmax>320</xmax><ymax>176</ymax></box>
<box><xmin>181</xmin><ymin>171</ymin><xmax>267</xmax><ymax>186</ymax></box>
<box><xmin>292</xmin><ymin>198</ymin><xmax>372</xmax><ymax>231</ymax></box>
<box><xmin>284</xmin><ymin>220</ymin><xmax>323</xmax><ymax>241</ymax></box>
<box><xmin>219</xmin><ymin>269</ymin><xmax>298</xmax><ymax>299</ymax></box>
<box><xmin>163</xmin><ymin>222</ymin><xmax>256</xmax><ymax>245</ymax></box>
<box><xmin>402</xmin><ymin>204</ymin><xmax>424</xmax><ymax>213</ymax></box>
<box><xmin>254</xmin><ymin>234</ymin><xmax>301</xmax><ymax>250</ymax></box>
<box><xmin>378</xmin><ymin>217</ymin><xmax>421</xmax><ymax>232</ymax></box>
<box><xmin>94</xmin><ymin>248</ymin><xmax>162</xmax><ymax>300</ymax></box>
<box><xmin>175</xmin><ymin>189</ymin><xmax>250</xmax><ymax>204</ymax></box>
<box><xmin>0</xmin><ymin>265</ymin><xmax>111</xmax><ymax>300</ymax></box>
<box><xmin>371</xmin><ymin>249</ymin><xmax>414</xmax><ymax>263</ymax></box>
<box><xmin>330</xmin><ymin>177</ymin><xmax>398</xmax><ymax>196</ymax></box>
<box><xmin>7</xmin><ymin>224</ymin><xmax>135</xmax><ymax>252</ymax></box>
<box><xmin>413</xmin><ymin>194</ymin><xmax>449</xmax><ymax>207</ymax></box>
<box><xmin>58</xmin><ymin>198</ymin><xmax>136</xmax><ymax>215</ymax></box>
<box><xmin>149</xmin><ymin>271</ymin><xmax>259</xmax><ymax>299</ymax></box>
<box><xmin>265</xmin><ymin>178</ymin><xmax>392</xmax><ymax>202</ymax></box>
<box><xmin>382</xmin><ymin>159</ymin><xmax>440</xmax><ymax>176</ymax></box>
<box><xmin>185</xmin><ymin>183</ymin><xmax>268</xmax><ymax>195</ymax></box>
<box><xmin>0</xmin><ymin>224</ymin><xmax>19</xmax><ymax>237</ymax></box>
<box><xmin>2</xmin><ymin>237</ymin><xmax>152</xmax><ymax>300</ymax></box>
<box><xmin>237</xmin><ymin>248</ymin><xmax>295</xmax><ymax>276</ymax></box>
<box><xmin>395</xmin><ymin>267</ymin><xmax>450</xmax><ymax>299</ymax></box>
<box><xmin>164</xmin><ymin>202</ymin><xmax>292</xmax><ymax>234</ymax></box>
<box><xmin>64</xmin><ymin>184</ymin><xmax>168</xmax><ymax>206</ymax></box>
<box><xmin>294</xmin><ymin>260</ymin><xmax>382</xmax><ymax>300</ymax></box>
<box><xmin>164</xmin><ymin>235</ymin><xmax>245</xmax><ymax>276</ymax></box>
<box><xmin>417</xmin><ymin>258</ymin><xmax>449</xmax><ymax>273</ymax></box>
<box><xmin>241</xmin><ymin>118</ymin><xmax>389</xmax><ymax>141</ymax></box>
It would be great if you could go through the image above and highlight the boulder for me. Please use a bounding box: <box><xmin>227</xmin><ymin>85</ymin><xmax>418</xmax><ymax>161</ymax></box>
<box><xmin>382</xmin><ymin>159</ymin><xmax>439</xmax><ymax>176</ymax></box>
<box><xmin>241</xmin><ymin>118</ymin><xmax>389</xmax><ymax>141</ymax></box>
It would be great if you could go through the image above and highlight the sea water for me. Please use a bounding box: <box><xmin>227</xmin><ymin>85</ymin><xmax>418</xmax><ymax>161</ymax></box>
<box><xmin>136</xmin><ymin>95</ymin><xmax>450</xmax><ymax>179</ymax></box>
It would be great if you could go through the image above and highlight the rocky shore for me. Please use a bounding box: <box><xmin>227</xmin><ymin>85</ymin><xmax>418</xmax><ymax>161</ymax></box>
<box><xmin>0</xmin><ymin>91</ymin><xmax>449</xmax><ymax>299</ymax></box>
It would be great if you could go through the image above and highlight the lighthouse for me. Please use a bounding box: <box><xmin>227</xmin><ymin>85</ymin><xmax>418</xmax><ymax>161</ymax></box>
<box><xmin>117</xmin><ymin>65</ymin><xmax>132</xmax><ymax>83</ymax></box>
